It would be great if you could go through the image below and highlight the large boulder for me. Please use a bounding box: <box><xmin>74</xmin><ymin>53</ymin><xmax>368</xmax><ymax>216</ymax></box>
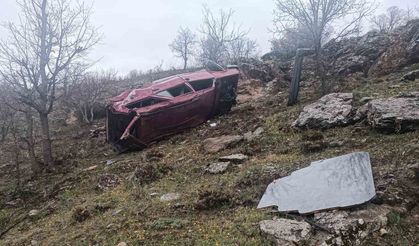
<box><xmin>293</xmin><ymin>93</ymin><xmax>355</xmax><ymax>129</ymax></box>
<box><xmin>366</xmin><ymin>92</ymin><xmax>419</xmax><ymax>132</ymax></box>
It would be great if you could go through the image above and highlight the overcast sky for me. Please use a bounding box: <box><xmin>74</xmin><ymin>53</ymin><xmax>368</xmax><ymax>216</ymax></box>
<box><xmin>0</xmin><ymin>0</ymin><xmax>418</xmax><ymax>75</ymax></box>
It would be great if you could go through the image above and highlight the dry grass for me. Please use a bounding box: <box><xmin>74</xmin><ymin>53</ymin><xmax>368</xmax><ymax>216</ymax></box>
<box><xmin>0</xmin><ymin>74</ymin><xmax>418</xmax><ymax>245</ymax></box>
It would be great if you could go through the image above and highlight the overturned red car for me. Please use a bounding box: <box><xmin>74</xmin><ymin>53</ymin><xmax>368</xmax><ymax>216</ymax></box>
<box><xmin>106</xmin><ymin>67</ymin><xmax>240</xmax><ymax>153</ymax></box>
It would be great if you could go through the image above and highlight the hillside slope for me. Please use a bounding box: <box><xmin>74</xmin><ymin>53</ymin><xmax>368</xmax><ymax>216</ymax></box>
<box><xmin>0</xmin><ymin>65</ymin><xmax>418</xmax><ymax>245</ymax></box>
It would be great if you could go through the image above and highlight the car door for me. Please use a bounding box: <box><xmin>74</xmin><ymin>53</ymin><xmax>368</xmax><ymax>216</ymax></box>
<box><xmin>139</xmin><ymin>84</ymin><xmax>200</xmax><ymax>141</ymax></box>
<box><xmin>188</xmin><ymin>78</ymin><xmax>216</xmax><ymax>118</ymax></box>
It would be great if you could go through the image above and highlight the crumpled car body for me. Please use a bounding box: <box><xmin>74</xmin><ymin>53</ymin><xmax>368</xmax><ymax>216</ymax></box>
<box><xmin>107</xmin><ymin>68</ymin><xmax>240</xmax><ymax>153</ymax></box>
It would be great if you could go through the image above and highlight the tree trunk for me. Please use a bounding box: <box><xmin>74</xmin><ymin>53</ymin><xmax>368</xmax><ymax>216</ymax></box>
<box><xmin>25</xmin><ymin>111</ymin><xmax>41</xmax><ymax>173</ymax></box>
<box><xmin>183</xmin><ymin>58</ymin><xmax>187</xmax><ymax>70</ymax></box>
<box><xmin>39</xmin><ymin>112</ymin><xmax>54</xmax><ymax>168</ymax></box>
<box><xmin>89</xmin><ymin>105</ymin><xmax>94</xmax><ymax>123</ymax></box>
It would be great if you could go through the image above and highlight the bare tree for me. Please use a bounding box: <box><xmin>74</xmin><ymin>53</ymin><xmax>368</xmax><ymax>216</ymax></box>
<box><xmin>228</xmin><ymin>37</ymin><xmax>258</xmax><ymax>63</ymax></box>
<box><xmin>169</xmin><ymin>27</ymin><xmax>197</xmax><ymax>70</ymax></box>
<box><xmin>273</xmin><ymin>0</ymin><xmax>374</xmax><ymax>95</ymax></box>
<box><xmin>199</xmin><ymin>6</ymin><xmax>248</xmax><ymax>65</ymax></box>
<box><xmin>0</xmin><ymin>96</ymin><xmax>15</xmax><ymax>142</ymax></box>
<box><xmin>271</xmin><ymin>25</ymin><xmax>315</xmax><ymax>59</ymax></box>
<box><xmin>67</xmin><ymin>70</ymin><xmax>116</xmax><ymax>123</ymax></box>
<box><xmin>0</xmin><ymin>83</ymin><xmax>41</xmax><ymax>173</ymax></box>
<box><xmin>371</xmin><ymin>6</ymin><xmax>406</xmax><ymax>33</ymax></box>
<box><xmin>0</xmin><ymin>0</ymin><xmax>101</xmax><ymax>168</ymax></box>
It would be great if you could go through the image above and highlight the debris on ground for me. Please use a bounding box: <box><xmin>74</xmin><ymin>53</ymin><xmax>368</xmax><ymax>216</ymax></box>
<box><xmin>204</xmin><ymin>162</ymin><xmax>230</xmax><ymax>174</ymax></box>
<box><xmin>202</xmin><ymin>135</ymin><xmax>243</xmax><ymax>153</ymax></box>
<box><xmin>258</xmin><ymin>152</ymin><xmax>376</xmax><ymax>213</ymax></box>
<box><xmin>293</xmin><ymin>93</ymin><xmax>355</xmax><ymax>129</ymax></box>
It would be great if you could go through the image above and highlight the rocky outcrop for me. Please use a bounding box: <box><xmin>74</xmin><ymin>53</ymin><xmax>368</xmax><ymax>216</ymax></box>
<box><xmin>265</xmin><ymin>19</ymin><xmax>419</xmax><ymax>78</ymax></box>
<box><xmin>239</xmin><ymin>58</ymin><xmax>276</xmax><ymax>82</ymax></box>
<box><xmin>366</xmin><ymin>92</ymin><xmax>419</xmax><ymax>132</ymax></box>
<box><xmin>369</xmin><ymin>19</ymin><xmax>419</xmax><ymax>76</ymax></box>
<box><xmin>293</xmin><ymin>93</ymin><xmax>354</xmax><ymax>129</ymax></box>
<box><xmin>323</xmin><ymin>31</ymin><xmax>391</xmax><ymax>75</ymax></box>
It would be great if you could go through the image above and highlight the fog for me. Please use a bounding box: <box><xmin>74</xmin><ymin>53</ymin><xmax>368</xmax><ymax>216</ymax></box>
<box><xmin>0</xmin><ymin>0</ymin><xmax>417</xmax><ymax>74</ymax></box>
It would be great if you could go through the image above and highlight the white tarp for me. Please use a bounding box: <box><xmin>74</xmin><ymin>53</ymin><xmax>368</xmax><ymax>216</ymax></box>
<box><xmin>257</xmin><ymin>152</ymin><xmax>376</xmax><ymax>214</ymax></box>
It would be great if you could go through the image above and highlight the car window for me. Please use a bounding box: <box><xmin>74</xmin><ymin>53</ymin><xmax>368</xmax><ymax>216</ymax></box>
<box><xmin>189</xmin><ymin>79</ymin><xmax>213</xmax><ymax>91</ymax></box>
<box><xmin>126</xmin><ymin>98</ymin><xmax>163</xmax><ymax>109</ymax></box>
<box><xmin>156</xmin><ymin>84</ymin><xmax>192</xmax><ymax>98</ymax></box>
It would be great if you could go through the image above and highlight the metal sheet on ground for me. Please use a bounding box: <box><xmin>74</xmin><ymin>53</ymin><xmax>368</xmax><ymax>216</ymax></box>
<box><xmin>257</xmin><ymin>152</ymin><xmax>376</xmax><ymax>214</ymax></box>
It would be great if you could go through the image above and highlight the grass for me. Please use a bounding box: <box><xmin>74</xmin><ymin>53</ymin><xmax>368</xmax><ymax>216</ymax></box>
<box><xmin>0</xmin><ymin>74</ymin><xmax>418</xmax><ymax>245</ymax></box>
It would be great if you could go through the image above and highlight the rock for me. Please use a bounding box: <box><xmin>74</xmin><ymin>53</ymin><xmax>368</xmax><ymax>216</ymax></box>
<box><xmin>83</xmin><ymin>165</ymin><xmax>98</xmax><ymax>171</ymax></box>
<box><xmin>329</xmin><ymin>140</ymin><xmax>345</xmax><ymax>148</ymax></box>
<box><xmin>360</xmin><ymin>97</ymin><xmax>374</xmax><ymax>103</ymax></box>
<box><xmin>112</xmin><ymin>209</ymin><xmax>123</xmax><ymax>216</ymax></box>
<box><xmin>293</xmin><ymin>93</ymin><xmax>355</xmax><ymax>129</ymax></box>
<box><xmin>402</xmin><ymin>69</ymin><xmax>419</xmax><ymax>81</ymax></box>
<box><xmin>160</xmin><ymin>193</ymin><xmax>180</xmax><ymax>202</ymax></box>
<box><xmin>30</xmin><ymin>240</ymin><xmax>38</xmax><ymax>246</ymax></box>
<box><xmin>116</xmin><ymin>242</ymin><xmax>127</xmax><ymax>246</ymax></box>
<box><xmin>28</xmin><ymin>209</ymin><xmax>40</xmax><ymax>217</ymax></box>
<box><xmin>259</xmin><ymin>218</ymin><xmax>311</xmax><ymax>246</ymax></box>
<box><xmin>314</xmin><ymin>205</ymin><xmax>389</xmax><ymax>245</ymax></box>
<box><xmin>202</xmin><ymin>135</ymin><xmax>243</xmax><ymax>153</ymax></box>
<box><xmin>204</xmin><ymin>162</ymin><xmax>230</xmax><ymax>174</ymax></box>
<box><xmin>219</xmin><ymin>154</ymin><xmax>248</xmax><ymax>164</ymax></box>
<box><xmin>244</xmin><ymin>127</ymin><xmax>264</xmax><ymax>141</ymax></box>
<box><xmin>366</xmin><ymin>92</ymin><xmax>419</xmax><ymax>132</ymax></box>
<box><xmin>379</xmin><ymin>228</ymin><xmax>388</xmax><ymax>236</ymax></box>
<box><xmin>354</xmin><ymin>103</ymin><xmax>369</xmax><ymax>122</ymax></box>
